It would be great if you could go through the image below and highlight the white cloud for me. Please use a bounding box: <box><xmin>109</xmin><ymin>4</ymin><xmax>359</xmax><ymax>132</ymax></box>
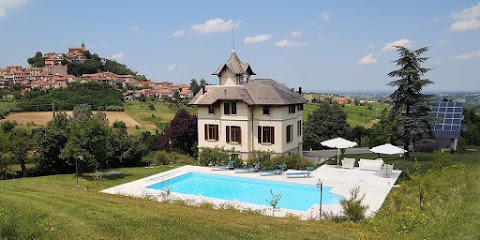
<box><xmin>172</xmin><ymin>30</ymin><xmax>185</xmax><ymax>37</ymax></box>
<box><xmin>321</xmin><ymin>12</ymin><xmax>331</xmax><ymax>21</ymax></box>
<box><xmin>274</xmin><ymin>39</ymin><xmax>308</xmax><ymax>48</ymax></box>
<box><xmin>438</xmin><ymin>39</ymin><xmax>447</xmax><ymax>46</ymax></box>
<box><xmin>451</xmin><ymin>3</ymin><xmax>480</xmax><ymax>20</ymax></box>
<box><xmin>191</xmin><ymin>18</ymin><xmax>239</xmax><ymax>34</ymax></box>
<box><xmin>290</xmin><ymin>31</ymin><xmax>302</xmax><ymax>38</ymax></box>
<box><xmin>130</xmin><ymin>26</ymin><xmax>140</xmax><ymax>31</ymax></box>
<box><xmin>357</xmin><ymin>54</ymin><xmax>378</xmax><ymax>65</ymax></box>
<box><xmin>111</xmin><ymin>52</ymin><xmax>125</xmax><ymax>60</ymax></box>
<box><xmin>168</xmin><ymin>64</ymin><xmax>176</xmax><ymax>71</ymax></box>
<box><xmin>367</xmin><ymin>44</ymin><xmax>375</xmax><ymax>49</ymax></box>
<box><xmin>448</xmin><ymin>18</ymin><xmax>480</xmax><ymax>31</ymax></box>
<box><xmin>381</xmin><ymin>39</ymin><xmax>412</xmax><ymax>51</ymax></box>
<box><xmin>0</xmin><ymin>0</ymin><xmax>28</xmax><ymax>17</ymax></box>
<box><xmin>452</xmin><ymin>50</ymin><xmax>480</xmax><ymax>60</ymax></box>
<box><xmin>448</xmin><ymin>3</ymin><xmax>480</xmax><ymax>31</ymax></box>
<box><xmin>243</xmin><ymin>34</ymin><xmax>271</xmax><ymax>44</ymax></box>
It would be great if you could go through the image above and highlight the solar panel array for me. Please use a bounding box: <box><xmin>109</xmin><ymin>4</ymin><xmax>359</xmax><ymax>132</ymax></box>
<box><xmin>430</xmin><ymin>101</ymin><xmax>463</xmax><ymax>139</ymax></box>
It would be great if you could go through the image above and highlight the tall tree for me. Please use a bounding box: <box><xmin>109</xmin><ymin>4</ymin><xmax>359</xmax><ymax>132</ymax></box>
<box><xmin>303</xmin><ymin>102</ymin><xmax>348</xmax><ymax>150</ymax></box>
<box><xmin>388</xmin><ymin>46</ymin><xmax>434</xmax><ymax>157</ymax></box>
<box><xmin>37</xmin><ymin>112</ymin><xmax>72</xmax><ymax>174</ymax></box>
<box><xmin>60</xmin><ymin>105</ymin><xmax>113</xmax><ymax>174</ymax></box>
<box><xmin>190</xmin><ymin>79</ymin><xmax>201</xmax><ymax>95</ymax></box>
<box><xmin>0</xmin><ymin>122</ymin><xmax>35</xmax><ymax>177</ymax></box>
<box><xmin>156</xmin><ymin>109</ymin><xmax>197</xmax><ymax>155</ymax></box>
<box><xmin>27</xmin><ymin>51</ymin><xmax>45</xmax><ymax>67</ymax></box>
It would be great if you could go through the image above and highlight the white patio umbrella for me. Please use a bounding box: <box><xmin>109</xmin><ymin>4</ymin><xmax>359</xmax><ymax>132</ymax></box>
<box><xmin>370</xmin><ymin>143</ymin><xmax>406</xmax><ymax>155</ymax></box>
<box><xmin>370</xmin><ymin>143</ymin><xmax>407</xmax><ymax>179</ymax></box>
<box><xmin>321</xmin><ymin>137</ymin><xmax>358</xmax><ymax>167</ymax></box>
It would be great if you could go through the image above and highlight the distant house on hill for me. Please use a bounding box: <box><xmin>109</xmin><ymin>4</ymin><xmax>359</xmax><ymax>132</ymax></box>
<box><xmin>189</xmin><ymin>51</ymin><xmax>307</xmax><ymax>160</ymax></box>
<box><xmin>333</xmin><ymin>97</ymin><xmax>354</xmax><ymax>105</ymax></box>
<box><xmin>179</xmin><ymin>89</ymin><xmax>193</xmax><ymax>99</ymax></box>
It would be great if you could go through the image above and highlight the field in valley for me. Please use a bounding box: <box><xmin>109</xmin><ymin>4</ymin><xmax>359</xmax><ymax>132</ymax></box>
<box><xmin>0</xmin><ymin>111</ymin><xmax>140</xmax><ymax>128</ymax></box>
<box><xmin>304</xmin><ymin>102</ymin><xmax>391</xmax><ymax>128</ymax></box>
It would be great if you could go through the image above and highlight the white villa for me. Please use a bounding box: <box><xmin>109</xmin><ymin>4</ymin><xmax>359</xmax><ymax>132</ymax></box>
<box><xmin>189</xmin><ymin>51</ymin><xmax>307</xmax><ymax>160</ymax></box>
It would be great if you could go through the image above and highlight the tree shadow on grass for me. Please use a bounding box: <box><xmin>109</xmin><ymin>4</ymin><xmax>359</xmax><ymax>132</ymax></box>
<box><xmin>83</xmin><ymin>170</ymin><xmax>131</xmax><ymax>181</ymax></box>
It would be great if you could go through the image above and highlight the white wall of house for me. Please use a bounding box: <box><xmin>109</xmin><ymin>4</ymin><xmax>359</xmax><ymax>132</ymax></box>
<box><xmin>197</xmin><ymin>102</ymin><xmax>303</xmax><ymax>160</ymax></box>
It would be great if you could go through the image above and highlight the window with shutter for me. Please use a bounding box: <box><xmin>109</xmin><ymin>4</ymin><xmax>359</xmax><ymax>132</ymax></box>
<box><xmin>224</xmin><ymin>103</ymin><xmax>230</xmax><ymax>115</ymax></box>
<box><xmin>259</xmin><ymin>126</ymin><xmax>275</xmax><ymax>144</ymax></box>
<box><xmin>227</xmin><ymin>126</ymin><xmax>241</xmax><ymax>143</ymax></box>
<box><xmin>226</xmin><ymin>126</ymin><xmax>230</xmax><ymax>143</ymax></box>
<box><xmin>205</xmin><ymin>124</ymin><xmax>219</xmax><ymax>141</ymax></box>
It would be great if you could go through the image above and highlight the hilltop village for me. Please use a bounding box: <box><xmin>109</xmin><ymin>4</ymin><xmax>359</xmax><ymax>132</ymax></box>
<box><xmin>0</xmin><ymin>43</ymin><xmax>193</xmax><ymax>100</ymax></box>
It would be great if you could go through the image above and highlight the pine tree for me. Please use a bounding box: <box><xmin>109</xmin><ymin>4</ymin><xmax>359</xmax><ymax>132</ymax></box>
<box><xmin>388</xmin><ymin>46</ymin><xmax>434</xmax><ymax>157</ymax></box>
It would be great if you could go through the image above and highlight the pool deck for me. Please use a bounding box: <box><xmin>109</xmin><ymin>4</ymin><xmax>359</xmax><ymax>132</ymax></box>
<box><xmin>101</xmin><ymin>164</ymin><xmax>401</xmax><ymax>220</ymax></box>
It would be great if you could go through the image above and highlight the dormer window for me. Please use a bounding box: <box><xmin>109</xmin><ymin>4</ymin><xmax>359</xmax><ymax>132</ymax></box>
<box><xmin>263</xmin><ymin>106</ymin><xmax>270</xmax><ymax>115</ymax></box>
<box><xmin>288</xmin><ymin>105</ymin><xmax>296</xmax><ymax>114</ymax></box>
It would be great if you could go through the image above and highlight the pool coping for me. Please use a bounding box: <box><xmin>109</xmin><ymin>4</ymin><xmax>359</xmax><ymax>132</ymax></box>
<box><xmin>101</xmin><ymin>165</ymin><xmax>401</xmax><ymax>220</ymax></box>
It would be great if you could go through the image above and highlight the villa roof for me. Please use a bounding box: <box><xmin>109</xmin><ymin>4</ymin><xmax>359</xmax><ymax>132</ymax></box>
<box><xmin>189</xmin><ymin>79</ymin><xmax>307</xmax><ymax>106</ymax></box>
<box><xmin>212</xmin><ymin>51</ymin><xmax>256</xmax><ymax>76</ymax></box>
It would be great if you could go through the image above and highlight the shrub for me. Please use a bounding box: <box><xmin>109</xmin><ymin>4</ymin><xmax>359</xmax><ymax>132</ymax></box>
<box><xmin>273</xmin><ymin>153</ymin><xmax>314</xmax><ymax>170</ymax></box>
<box><xmin>148</xmin><ymin>102</ymin><xmax>155</xmax><ymax>110</ymax></box>
<box><xmin>432</xmin><ymin>150</ymin><xmax>452</xmax><ymax>169</ymax></box>
<box><xmin>143</xmin><ymin>150</ymin><xmax>195</xmax><ymax>166</ymax></box>
<box><xmin>340</xmin><ymin>187</ymin><xmax>368</xmax><ymax>222</ymax></box>
<box><xmin>266</xmin><ymin>189</ymin><xmax>283</xmax><ymax>216</ymax></box>
<box><xmin>198</xmin><ymin>147</ymin><xmax>230</xmax><ymax>166</ymax></box>
<box><xmin>246</xmin><ymin>150</ymin><xmax>274</xmax><ymax>169</ymax></box>
<box><xmin>456</xmin><ymin>137</ymin><xmax>467</xmax><ymax>153</ymax></box>
<box><xmin>104</xmin><ymin>105</ymin><xmax>125</xmax><ymax>111</ymax></box>
<box><xmin>112</xmin><ymin>120</ymin><xmax>126</xmax><ymax>129</ymax></box>
<box><xmin>324</xmin><ymin>211</ymin><xmax>348</xmax><ymax>223</ymax></box>
<box><xmin>0</xmin><ymin>168</ymin><xmax>16</xmax><ymax>180</ymax></box>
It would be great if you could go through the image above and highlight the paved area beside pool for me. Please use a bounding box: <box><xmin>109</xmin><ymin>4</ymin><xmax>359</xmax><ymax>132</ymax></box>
<box><xmin>101</xmin><ymin>164</ymin><xmax>401</xmax><ymax>220</ymax></box>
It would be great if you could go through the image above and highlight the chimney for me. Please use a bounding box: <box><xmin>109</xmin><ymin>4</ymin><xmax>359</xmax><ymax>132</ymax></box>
<box><xmin>202</xmin><ymin>86</ymin><xmax>206</xmax><ymax>94</ymax></box>
<box><xmin>298</xmin><ymin>86</ymin><xmax>302</xmax><ymax>94</ymax></box>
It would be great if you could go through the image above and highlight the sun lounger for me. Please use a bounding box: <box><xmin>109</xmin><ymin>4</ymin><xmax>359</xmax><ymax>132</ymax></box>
<box><xmin>259</xmin><ymin>169</ymin><xmax>282</xmax><ymax>176</ymax></box>
<box><xmin>285</xmin><ymin>170</ymin><xmax>311</xmax><ymax>178</ymax></box>
<box><xmin>210</xmin><ymin>165</ymin><xmax>231</xmax><ymax>171</ymax></box>
<box><xmin>234</xmin><ymin>167</ymin><xmax>258</xmax><ymax>173</ymax></box>
<box><xmin>210</xmin><ymin>160</ymin><xmax>235</xmax><ymax>171</ymax></box>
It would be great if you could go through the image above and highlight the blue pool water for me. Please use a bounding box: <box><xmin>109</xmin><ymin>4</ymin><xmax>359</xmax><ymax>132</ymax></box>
<box><xmin>146</xmin><ymin>172</ymin><xmax>344</xmax><ymax>211</ymax></box>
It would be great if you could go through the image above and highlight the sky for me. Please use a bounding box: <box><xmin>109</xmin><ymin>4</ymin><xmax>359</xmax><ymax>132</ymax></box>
<box><xmin>0</xmin><ymin>0</ymin><xmax>479</xmax><ymax>92</ymax></box>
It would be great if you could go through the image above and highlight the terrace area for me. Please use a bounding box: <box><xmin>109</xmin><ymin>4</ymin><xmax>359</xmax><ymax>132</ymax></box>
<box><xmin>102</xmin><ymin>164</ymin><xmax>401</xmax><ymax>220</ymax></box>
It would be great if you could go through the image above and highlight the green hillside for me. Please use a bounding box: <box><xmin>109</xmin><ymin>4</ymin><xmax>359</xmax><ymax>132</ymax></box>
<box><xmin>304</xmin><ymin>102</ymin><xmax>391</xmax><ymax>128</ymax></box>
<box><xmin>124</xmin><ymin>101</ymin><xmax>196</xmax><ymax>132</ymax></box>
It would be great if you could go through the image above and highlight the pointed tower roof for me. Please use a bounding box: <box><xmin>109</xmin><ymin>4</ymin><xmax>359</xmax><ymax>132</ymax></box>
<box><xmin>212</xmin><ymin>50</ymin><xmax>256</xmax><ymax>76</ymax></box>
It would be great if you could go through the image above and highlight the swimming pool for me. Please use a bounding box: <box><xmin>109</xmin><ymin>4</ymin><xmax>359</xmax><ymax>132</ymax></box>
<box><xmin>146</xmin><ymin>172</ymin><xmax>344</xmax><ymax>211</ymax></box>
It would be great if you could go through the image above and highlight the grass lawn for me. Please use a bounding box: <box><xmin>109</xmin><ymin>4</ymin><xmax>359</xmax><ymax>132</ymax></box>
<box><xmin>0</xmin><ymin>166</ymin><xmax>370</xmax><ymax>239</ymax></box>
<box><xmin>2</xmin><ymin>149</ymin><xmax>480</xmax><ymax>239</ymax></box>
<box><xmin>303</xmin><ymin>102</ymin><xmax>391</xmax><ymax>128</ymax></box>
